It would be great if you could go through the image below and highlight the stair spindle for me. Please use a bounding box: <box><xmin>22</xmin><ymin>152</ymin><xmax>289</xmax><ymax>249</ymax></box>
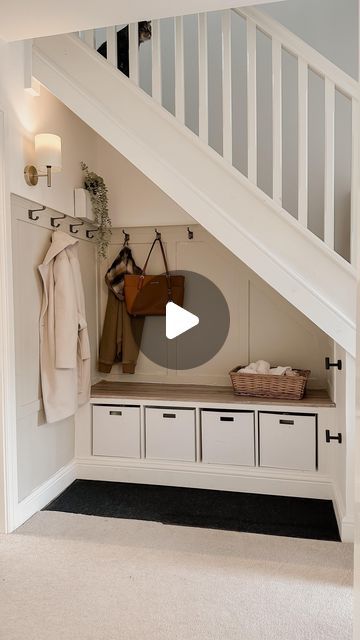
<box><xmin>152</xmin><ymin>19</ymin><xmax>162</xmax><ymax>103</ymax></box>
<box><xmin>221</xmin><ymin>10</ymin><xmax>232</xmax><ymax>164</ymax></box>
<box><xmin>129</xmin><ymin>22</ymin><xmax>139</xmax><ymax>84</ymax></box>
<box><xmin>324</xmin><ymin>77</ymin><xmax>335</xmax><ymax>249</ymax></box>
<box><xmin>247</xmin><ymin>18</ymin><xmax>257</xmax><ymax>183</ymax></box>
<box><xmin>83</xmin><ymin>29</ymin><xmax>95</xmax><ymax>49</ymax></box>
<box><xmin>198</xmin><ymin>13</ymin><xmax>209</xmax><ymax>143</ymax></box>
<box><xmin>298</xmin><ymin>58</ymin><xmax>308</xmax><ymax>228</ymax></box>
<box><xmin>272</xmin><ymin>38</ymin><xmax>282</xmax><ymax>205</ymax></box>
<box><xmin>175</xmin><ymin>17</ymin><xmax>185</xmax><ymax>124</ymax></box>
<box><xmin>106</xmin><ymin>26</ymin><xmax>117</xmax><ymax>67</ymax></box>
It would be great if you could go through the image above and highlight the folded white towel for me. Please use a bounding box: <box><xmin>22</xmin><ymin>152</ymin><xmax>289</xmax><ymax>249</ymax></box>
<box><xmin>269</xmin><ymin>366</ymin><xmax>292</xmax><ymax>376</ymax></box>
<box><xmin>257</xmin><ymin>360</ymin><xmax>270</xmax><ymax>374</ymax></box>
<box><xmin>240</xmin><ymin>361</ymin><xmax>293</xmax><ymax>376</ymax></box>
<box><xmin>240</xmin><ymin>360</ymin><xmax>271</xmax><ymax>374</ymax></box>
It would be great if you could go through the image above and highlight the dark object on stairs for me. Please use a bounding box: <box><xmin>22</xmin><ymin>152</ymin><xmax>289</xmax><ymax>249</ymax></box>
<box><xmin>97</xmin><ymin>22</ymin><xmax>152</xmax><ymax>77</ymax></box>
<box><xmin>45</xmin><ymin>480</ymin><xmax>340</xmax><ymax>542</ymax></box>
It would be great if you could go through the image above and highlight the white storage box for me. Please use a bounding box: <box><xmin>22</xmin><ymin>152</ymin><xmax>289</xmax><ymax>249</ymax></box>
<box><xmin>259</xmin><ymin>412</ymin><xmax>317</xmax><ymax>471</ymax></box>
<box><xmin>201</xmin><ymin>410</ymin><xmax>255</xmax><ymax>466</ymax></box>
<box><xmin>93</xmin><ymin>405</ymin><xmax>141</xmax><ymax>458</ymax></box>
<box><xmin>145</xmin><ymin>407</ymin><xmax>196</xmax><ymax>462</ymax></box>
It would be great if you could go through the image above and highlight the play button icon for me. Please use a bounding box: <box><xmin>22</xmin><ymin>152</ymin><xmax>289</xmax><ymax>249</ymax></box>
<box><xmin>166</xmin><ymin>301</ymin><xmax>199</xmax><ymax>339</ymax></box>
<box><xmin>133</xmin><ymin>270</ymin><xmax>230</xmax><ymax>370</ymax></box>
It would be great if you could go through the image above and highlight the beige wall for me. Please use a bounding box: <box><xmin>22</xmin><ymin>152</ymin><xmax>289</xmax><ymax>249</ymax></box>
<box><xmin>0</xmin><ymin>39</ymin><xmax>99</xmax><ymax>216</ymax></box>
<box><xmin>0</xmin><ymin>40</ymin><xmax>101</xmax><ymax>502</ymax></box>
<box><xmin>11</xmin><ymin>195</ymin><xmax>98</xmax><ymax>501</ymax></box>
<box><xmin>98</xmin><ymin>225</ymin><xmax>332</xmax><ymax>389</ymax></box>
<box><xmin>93</xmin><ymin>134</ymin><xmax>194</xmax><ymax>228</ymax></box>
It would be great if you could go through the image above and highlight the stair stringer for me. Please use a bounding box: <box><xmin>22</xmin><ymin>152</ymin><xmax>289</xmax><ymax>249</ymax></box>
<box><xmin>33</xmin><ymin>34</ymin><xmax>356</xmax><ymax>355</ymax></box>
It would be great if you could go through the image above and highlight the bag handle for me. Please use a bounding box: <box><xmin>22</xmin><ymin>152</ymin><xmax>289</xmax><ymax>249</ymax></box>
<box><xmin>141</xmin><ymin>237</ymin><xmax>170</xmax><ymax>276</ymax></box>
<box><xmin>139</xmin><ymin>237</ymin><xmax>172</xmax><ymax>300</ymax></box>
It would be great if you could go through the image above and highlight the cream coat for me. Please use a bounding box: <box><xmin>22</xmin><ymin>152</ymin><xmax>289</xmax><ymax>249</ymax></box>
<box><xmin>38</xmin><ymin>230</ymin><xmax>91</xmax><ymax>424</ymax></box>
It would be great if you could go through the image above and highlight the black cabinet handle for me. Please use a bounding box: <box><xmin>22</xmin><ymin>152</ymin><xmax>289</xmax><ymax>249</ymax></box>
<box><xmin>109</xmin><ymin>411</ymin><xmax>122</xmax><ymax>416</ymax></box>
<box><xmin>163</xmin><ymin>413</ymin><xmax>176</xmax><ymax>418</ymax></box>
<box><xmin>325</xmin><ymin>429</ymin><xmax>342</xmax><ymax>444</ymax></box>
<box><xmin>279</xmin><ymin>419</ymin><xmax>294</xmax><ymax>425</ymax></box>
<box><xmin>220</xmin><ymin>416</ymin><xmax>234</xmax><ymax>422</ymax></box>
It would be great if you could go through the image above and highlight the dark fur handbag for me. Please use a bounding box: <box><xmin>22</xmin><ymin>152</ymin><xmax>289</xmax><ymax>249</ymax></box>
<box><xmin>124</xmin><ymin>238</ymin><xmax>185</xmax><ymax>316</ymax></box>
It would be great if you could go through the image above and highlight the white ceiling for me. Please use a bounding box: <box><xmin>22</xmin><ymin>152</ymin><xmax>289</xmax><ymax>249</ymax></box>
<box><xmin>0</xmin><ymin>0</ymin><xmax>284</xmax><ymax>42</ymax></box>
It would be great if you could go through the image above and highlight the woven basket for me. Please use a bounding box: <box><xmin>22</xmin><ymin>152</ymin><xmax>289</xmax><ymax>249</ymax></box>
<box><xmin>229</xmin><ymin>366</ymin><xmax>310</xmax><ymax>400</ymax></box>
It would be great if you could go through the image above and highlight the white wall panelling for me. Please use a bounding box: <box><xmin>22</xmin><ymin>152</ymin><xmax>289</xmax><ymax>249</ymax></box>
<box><xmin>97</xmin><ymin>225</ymin><xmax>332</xmax><ymax>388</ymax></box>
<box><xmin>11</xmin><ymin>195</ymin><xmax>98</xmax><ymax>502</ymax></box>
<box><xmin>0</xmin><ymin>110</ymin><xmax>18</xmax><ymax>533</ymax></box>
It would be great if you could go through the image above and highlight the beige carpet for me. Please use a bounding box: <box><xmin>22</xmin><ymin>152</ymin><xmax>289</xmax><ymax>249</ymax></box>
<box><xmin>0</xmin><ymin>511</ymin><xmax>353</xmax><ymax>639</ymax></box>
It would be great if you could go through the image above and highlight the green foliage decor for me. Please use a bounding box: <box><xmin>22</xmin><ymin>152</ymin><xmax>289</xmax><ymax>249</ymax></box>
<box><xmin>81</xmin><ymin>161</ymin><xmax>112</xmax><ymax>259</ymax></box>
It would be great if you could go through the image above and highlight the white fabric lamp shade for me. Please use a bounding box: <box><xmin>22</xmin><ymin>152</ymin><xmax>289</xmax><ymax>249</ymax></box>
<box><xmin>35</xmin><ymin>134</ymin><xmax>62</xmax><ymax>173</ymax></box>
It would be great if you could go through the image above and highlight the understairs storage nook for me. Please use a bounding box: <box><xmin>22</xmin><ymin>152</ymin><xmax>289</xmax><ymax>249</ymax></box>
<box><xmin>10</xmin><ymin>5</ymin><xmax>359</xmax><ymax>541</ymax></box>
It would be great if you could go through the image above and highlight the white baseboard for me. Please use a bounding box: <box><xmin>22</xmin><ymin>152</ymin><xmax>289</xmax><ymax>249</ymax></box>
<box><xmin>13</xmin><ymin>457</ymin><xmax>353</xmax><ymax>543</ymax></box>
<box><xmin>332</xmin><ymin>483</ymin><xmax>354</xmax><ymax>543</ymax></box>
<box><xmin>75</xmin><ymin>455</ymin><xmax>333</xmax><ymax>501</ymax></box>
<box><xmin>14</xmin><ymin>460</ymin><xmax>77</xmax><ymax>530</ymax></box>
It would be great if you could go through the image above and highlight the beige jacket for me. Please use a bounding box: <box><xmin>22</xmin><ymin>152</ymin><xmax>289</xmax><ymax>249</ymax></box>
<box><xmin>38</xmin><ymin>231</ymin><xmax>91</xmax><ymax>424</ymax></box>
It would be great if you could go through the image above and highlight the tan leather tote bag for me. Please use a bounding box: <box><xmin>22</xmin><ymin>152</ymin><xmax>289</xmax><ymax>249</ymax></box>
<box><xmin>124</xmin><ymin>237</ymin><xmax>185</xmax><ymax>316</ymax></box>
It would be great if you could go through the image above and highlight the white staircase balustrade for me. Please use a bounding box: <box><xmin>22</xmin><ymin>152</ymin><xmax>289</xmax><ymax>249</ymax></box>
<box><xmin>78</xmin><ymin>8</ymin><xmax>360</xmax><ymax>265</ymax></box>
<box><xmin>33</xmin><ymin>8</ymin><xmax>359</xmax><ymax>355</ymax></box>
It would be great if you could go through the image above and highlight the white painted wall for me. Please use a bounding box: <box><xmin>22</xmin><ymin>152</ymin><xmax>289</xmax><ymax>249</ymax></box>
<box><xmin>327</xmin><ymin>343</ymin><xmax>356</xmax><ymax>540</ymax></box>
<box><xmin>11</xmin><ymin>195</ymin><xmax>98</xmax><ymax>501</ymax></box>
<box><xmin>0</xmin><ymin>40</ymin><xmax>99</xmax><ymax>217</ymax></box>
<box><xmin>97</xmin><ymin>225</ymin><xmax>332</xmax><ymax>388</ymax></box>
<box><xmin>260</xmin><ymin>0</ymin><xmax>358</xmax><ymax>79</ymax></box>
<box><xmin>0</xmin><ymin>40</ymin><xmax>101</xmax><ymax>505</ymax></box>
<box><xmin>93</xmin><ymin>134</ymin><xmax>194</xmax><ymax>228</ymax></box>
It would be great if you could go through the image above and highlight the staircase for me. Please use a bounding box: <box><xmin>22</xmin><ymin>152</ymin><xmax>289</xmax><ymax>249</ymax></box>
<box><xmin>31</xmin><ymin>7</ymin><xmax>359</xmax><ymax>355</ymax></box>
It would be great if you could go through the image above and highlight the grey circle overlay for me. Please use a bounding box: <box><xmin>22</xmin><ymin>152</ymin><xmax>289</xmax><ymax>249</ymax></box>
<box><xmin>135</xmin><ymin>270</ymin><xmax>230</xmax><ymax>370</ymax></box>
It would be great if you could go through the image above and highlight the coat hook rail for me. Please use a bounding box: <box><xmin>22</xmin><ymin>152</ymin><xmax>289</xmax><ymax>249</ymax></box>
<box><xmin>86</xmin><ymin>228</ymin><xmax>99</xmax><ymax>239</ymax></box>
<box><xmin>50</xmin><ymin>213</ymin><xmax>66</xmax><ymax>228</ymax></box>
<box><xmin>155</xmin><ymin>228</ymin><xmax>161</xmax><ymax>240</ymax></box>
<box><xmin>69</xmin><ymin>220</ymin><xmax>84</xmax><ymax>234</ymax></box>
<box><xmin>28</xmin><ymin>205</ymin><xmax>46</xmax><ymax>221</ymax></box>
<box><xmin>187</xmin><ymin>227</ymin><xmax>193</xmax><ymax>240</ymax></box>
<box><xmin>122</xmin><ymin>229</ymin><xmax>130</xmax><ymax>245</ymax></box>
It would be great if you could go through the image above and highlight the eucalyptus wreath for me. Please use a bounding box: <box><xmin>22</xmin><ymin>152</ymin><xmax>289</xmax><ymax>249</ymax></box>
<box><xmin>81</xmin><ymin>161</ymin><xmax>112</xmax><ymax>259</ymax></box>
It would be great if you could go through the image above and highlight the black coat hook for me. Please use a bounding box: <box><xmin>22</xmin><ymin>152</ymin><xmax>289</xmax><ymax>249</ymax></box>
<box><xmin>86</xmin><ymin>228</ymin><xmax>99</xmax><ymax>239</ymax></box>
<box><xmin>28</xmin><ymin>205</ymin><xmax>46</xmax><ymax>221</ymax></box>
<box><xmin>187</xmin><ymin>227</ymin><xmax>193</xmax><ymax>240</ymax></box>
<box><xmin>122</xmin><ymin>229</ymin><xmax>130</xmax><ymax>245</ymax></box>
<box><xmin>50</xmin><ymin>213</ymin><xmax>66</xmax><ymax>228</ymax></box>
<box><xmin>69</xmin><ymin>220</ymin><xmax>84</xmax><ymax>234</ymax></box>
<box><xmin>155</xmin><ymin>228</ymin><xmax>161</xmax><ymax>240</ymax></box>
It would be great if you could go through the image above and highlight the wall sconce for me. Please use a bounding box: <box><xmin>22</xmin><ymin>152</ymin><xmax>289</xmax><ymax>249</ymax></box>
<box><xmin>24</xmin><ymin>133</ymin><xmax>62</xmax><ymax>187</ymax></box>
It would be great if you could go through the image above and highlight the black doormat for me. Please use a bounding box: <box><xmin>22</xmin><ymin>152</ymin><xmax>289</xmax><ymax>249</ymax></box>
<box><xmin>44</xmin><ymin>480</ymin><xmax>340</xmax><ymax>541</ymax></box>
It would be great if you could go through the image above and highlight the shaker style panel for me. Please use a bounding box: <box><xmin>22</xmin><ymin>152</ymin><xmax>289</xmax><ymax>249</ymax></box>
<box><xmin>201</xmin><ymin>410</ymin><xmax>255</xmax><ymax>466</ymax></box>
<box><xmin>93</xmin><ymin>405</ymin><xmax>141</xmax><ymax>458</ymax></box>
<box><xmin>259</xmin><ymin>412</ymin><xmax>317</xmax><ymax>471</ymax></box>
<box><xmin>145</xmin><ymin>407</ymin><xmax>196</xmax><ymax>462</ymax></box>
